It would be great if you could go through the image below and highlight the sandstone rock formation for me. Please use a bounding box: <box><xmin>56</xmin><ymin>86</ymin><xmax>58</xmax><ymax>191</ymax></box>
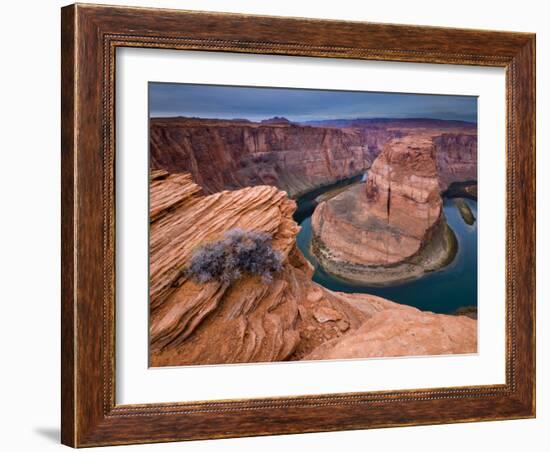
<box><xmin>150</xmin><ymin>117</ymin><xmax>398</xmax><ymax>197</ymax></box>
<box><xmin>311</xmin><ymin>135</ymin><xmax>456</xmax><ymax>284</ymax></box>
<box><xmin>149</xmin><ymin>170</ymin><xmax>475</xmax><ymax>366</ymax></box>
<box><xmin>149</xmin><ymin>169</ymin><xmax>365</xmax><ymax>365</ymax></box>
<box><xmin>434</xmin><ymin>133</ymin><xmax>478</xmax><ymax>189</ymax></box>
<box><xmin>150</xmin><ymin>117</ymin><xmax>477</xmax><ymax>198</ymax></box>
<box><xmin>306</xmin><ymin>304</ymin><xmax>477</xmax><ymax>360</ymax></box>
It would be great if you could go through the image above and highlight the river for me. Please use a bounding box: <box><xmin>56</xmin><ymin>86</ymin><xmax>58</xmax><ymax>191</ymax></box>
<box><xmin>294</xmin><ymin>181</ymin><xmax>478</xmax><ymax>314</ymax></box>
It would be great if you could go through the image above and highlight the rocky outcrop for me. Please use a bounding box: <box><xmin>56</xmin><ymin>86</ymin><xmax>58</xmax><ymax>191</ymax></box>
<box><xmin>311</xmin><ymin>135</ymin><xmax>457</xmax><ymax>284</ymax></box>
<box><xmin>149</xmin><ymin>170</ymin><xmax>475</xmax><ymax>366</ymax></box>
<box><xmin>454</xmin><ymin>198</ymin><xmax>476</xmax><ymax>225</ymax></box>
<box><xmin>149</xmin><ymin>117</ymin><xmax>398</xmax><ymax>197</ymax></box>
<box><xmin>305</xmin><ymin>119</ymin><xmax>477</xmax><ymax>190</ymax></box>
<box><xmin>306</xmin><ymin>304</ymin><xmax>477</xmax><ymax>360</ymax></box>
<box><xmin>149</xmin><ymin>169</ymin><xmax>367</xmax><ymax>365</ymax></box>
<box><xmin>443</xmin><ymin>180</ymin><xmax>478</xmax><ymax>200</ymax></box>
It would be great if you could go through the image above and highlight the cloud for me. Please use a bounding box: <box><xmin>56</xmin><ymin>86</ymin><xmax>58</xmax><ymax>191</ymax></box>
<box><xmin>149</xmin><ymin>82</ymin><xmax>477</xmax><ymax>122</ymax></box>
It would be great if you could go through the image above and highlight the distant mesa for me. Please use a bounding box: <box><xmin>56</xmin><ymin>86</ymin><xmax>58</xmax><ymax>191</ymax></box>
<box><xmin>260</xmin><ymin>116</ymin><xmax>293</xmax><ymax>125</ymax></box>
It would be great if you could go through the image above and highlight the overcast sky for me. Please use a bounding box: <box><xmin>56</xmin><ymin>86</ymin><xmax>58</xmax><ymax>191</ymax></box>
<box><xmin>149</xmin><ymin>82</ymin><xmax>477</xmax><ymax>123</ymax></box>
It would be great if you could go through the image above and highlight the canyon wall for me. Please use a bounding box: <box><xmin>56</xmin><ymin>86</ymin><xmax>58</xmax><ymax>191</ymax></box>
<box><xmin>150</xmin><ymin>118</ymin><xmax>399</xmax><ymax>197</ymax></box>
<box><xmin>311</xmin><ymin>135</ymin><xmax>456</xmax><ymax>284</ymax></box>
<box><xmin>434</xmin><ymin>133</ymin><xmax>478</xmax><ymax>189</ymax></box>
<box><xmin>150</xmin><ymin>117</ymin><xmax>477</xmax><ymax>197</ymax></box>
<box><xmin>149</xmin><ymin>170</ymin><xmax>475</xmax><ymax>366</ymax></box>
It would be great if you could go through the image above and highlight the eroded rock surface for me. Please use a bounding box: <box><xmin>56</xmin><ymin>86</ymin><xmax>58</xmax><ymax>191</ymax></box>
<box><xmin>149</xmin><ymin>171</ymin><xmax>475</xmax><ymax>366</ymax></box>
<box><xmin>306</xmin><ymin>305</ymin><xmax>477</xmax><ymax>360</ymax></box>
<box><xmin>150</xmin><ymin>118</ymin><xmax>387</xmax><ymax>197</ymax></box>
<box><xmin>434</xmin><ymin>133</ymin><xmax>478</xmax><ymax>189</ymax></box>
<box><xmin>311</xmin><ymin>135</ymin><xmax>456</xmax><ymax>284</ymax></box>
<box><xmin>151</xmin><ymin>117</ymin><xmax>476</xmax><ymax>199</ymax></box>
<box><xmin>149</xmin><ymin>170</ymin><xmax>369</xmax><ymax>365</ymax></box>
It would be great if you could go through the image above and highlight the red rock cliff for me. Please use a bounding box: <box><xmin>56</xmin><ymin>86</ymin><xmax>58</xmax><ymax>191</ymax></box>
<box><xmin>434</xmin><ymin>133</ymin><xmax>478</xmax><ymax>189</ymax></box>
<box><xmin>150</xmin><ymin>118</ymin><xmax>397</xmax><ymax>197</ymax></box>
<box><xmin>150</xmin><ymin>117</ymin><xmax>477</xmax><ymax>197</ymax></box>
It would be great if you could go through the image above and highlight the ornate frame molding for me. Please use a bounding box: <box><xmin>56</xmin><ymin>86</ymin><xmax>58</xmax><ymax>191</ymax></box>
<box><xmin>62</xmin><ymin>4</ymin><xmax>535</xmax><ymax>447</ymax></box>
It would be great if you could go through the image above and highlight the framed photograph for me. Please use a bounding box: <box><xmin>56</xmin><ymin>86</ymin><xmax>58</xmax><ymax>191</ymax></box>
<box><xmin>61</xmin><ymin>3</ymin><xmax>536</xmax><ymax>447</ymax></box>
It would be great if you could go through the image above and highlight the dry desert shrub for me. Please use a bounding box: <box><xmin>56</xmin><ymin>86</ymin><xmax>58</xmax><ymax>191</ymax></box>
<box><xmin>186</xmin><ymin>229</ymin><xmax>283</xmax><ymax>284</ymax></box>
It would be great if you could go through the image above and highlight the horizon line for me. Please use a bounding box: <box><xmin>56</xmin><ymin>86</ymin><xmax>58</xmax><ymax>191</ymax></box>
<box><xmin>149</xmin><ymin>114</ymin><xmax>478</xmax><ymax>124</ymax></box>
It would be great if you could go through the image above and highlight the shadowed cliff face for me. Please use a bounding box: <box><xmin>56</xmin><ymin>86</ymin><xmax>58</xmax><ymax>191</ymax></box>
<box><xmin>149</xmin><ymin>170</ymin><xmax>476</xmax><ymax>366</ymax></box>
<box><xmin>150</xmin><ymin>117</ymin><xmax>476</xmax><ymax>197</ymax></box>
<box><xmin>434</xmin><ymin>133</ymin><xmax>478</xmax><ymax>189</ymax></box>
<box><xmin>150</xmin><ymin>118</ymin><xmax>400</xmax><ymax>197</ymax></box>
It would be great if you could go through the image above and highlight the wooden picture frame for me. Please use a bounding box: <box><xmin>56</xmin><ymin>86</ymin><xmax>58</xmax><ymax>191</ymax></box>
<box><xmin>61</xmin><ymin>3</ymin><xmax>536</xmax><ymax>447</ymax></box>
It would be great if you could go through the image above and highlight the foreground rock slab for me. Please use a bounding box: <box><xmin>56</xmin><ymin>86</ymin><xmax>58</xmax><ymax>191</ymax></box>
<box><xmin>306</xmin><ymin>304</ymin><xmax>477</xmax><ymax>360</ymax></box>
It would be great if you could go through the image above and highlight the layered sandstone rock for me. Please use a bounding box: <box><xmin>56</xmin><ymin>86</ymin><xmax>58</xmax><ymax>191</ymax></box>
<box><xmin>311</xmin><ymin>135</ymin><xmax>456</xmax><ymax>284</ymax></box>
<box><xmin>306</xmin><ymin>304</ymin><xmax>477</xmax><ymax>360</ymax></box>
<box><xmin>434</xmin><ymin>133</ymin><xmax>478</xmax><ymax>189</ymax></box>
<box><xmin>150</xmin><ymin>117</ymin><xmax>397</xmax><ymax>197</ymax></box>
<box><xmin>149</xmin><ymin>170</ymin><xmax>369</xmax><ymax>365</ymax></box>
<box><xmin>150</xmin><ymin>117</ymin><xmax>477</xmax><ymax>198</ymax></box>
<box><xmin>149</xmin><ymin>171</ymin><xmax>474</xmax><ymax>366</ymax></box>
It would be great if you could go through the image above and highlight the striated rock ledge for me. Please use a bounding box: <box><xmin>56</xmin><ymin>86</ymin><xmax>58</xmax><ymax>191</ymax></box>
<box><xmin>311</xmin><ymin>135</ymin><xmax>457</xmax><ymax>285</ymax></box>
<box><xmin>149</xmin><ymin>170</ymin><xmax>475</xmax><ymax>366</ymax></box>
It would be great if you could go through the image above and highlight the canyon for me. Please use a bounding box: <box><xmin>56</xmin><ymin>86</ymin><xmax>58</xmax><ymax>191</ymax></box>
<box><xmin>150</xmin><ymin>117</ymin><xmax>476</xmax><ymax>197</ymax></box>
<box><xmin>149</xmin><ymin>170</ymin><xmax>476</xmax><ymax>366</ymax></box>
<box><xmin>148</xmin><ymin>115</ymin><xmax>478</xmax><ymax>365</ymax></box>
<box><xmin>150</xmin><ymin>117</ymin><xmax>382</xmax><ymax>197</ymax></box>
